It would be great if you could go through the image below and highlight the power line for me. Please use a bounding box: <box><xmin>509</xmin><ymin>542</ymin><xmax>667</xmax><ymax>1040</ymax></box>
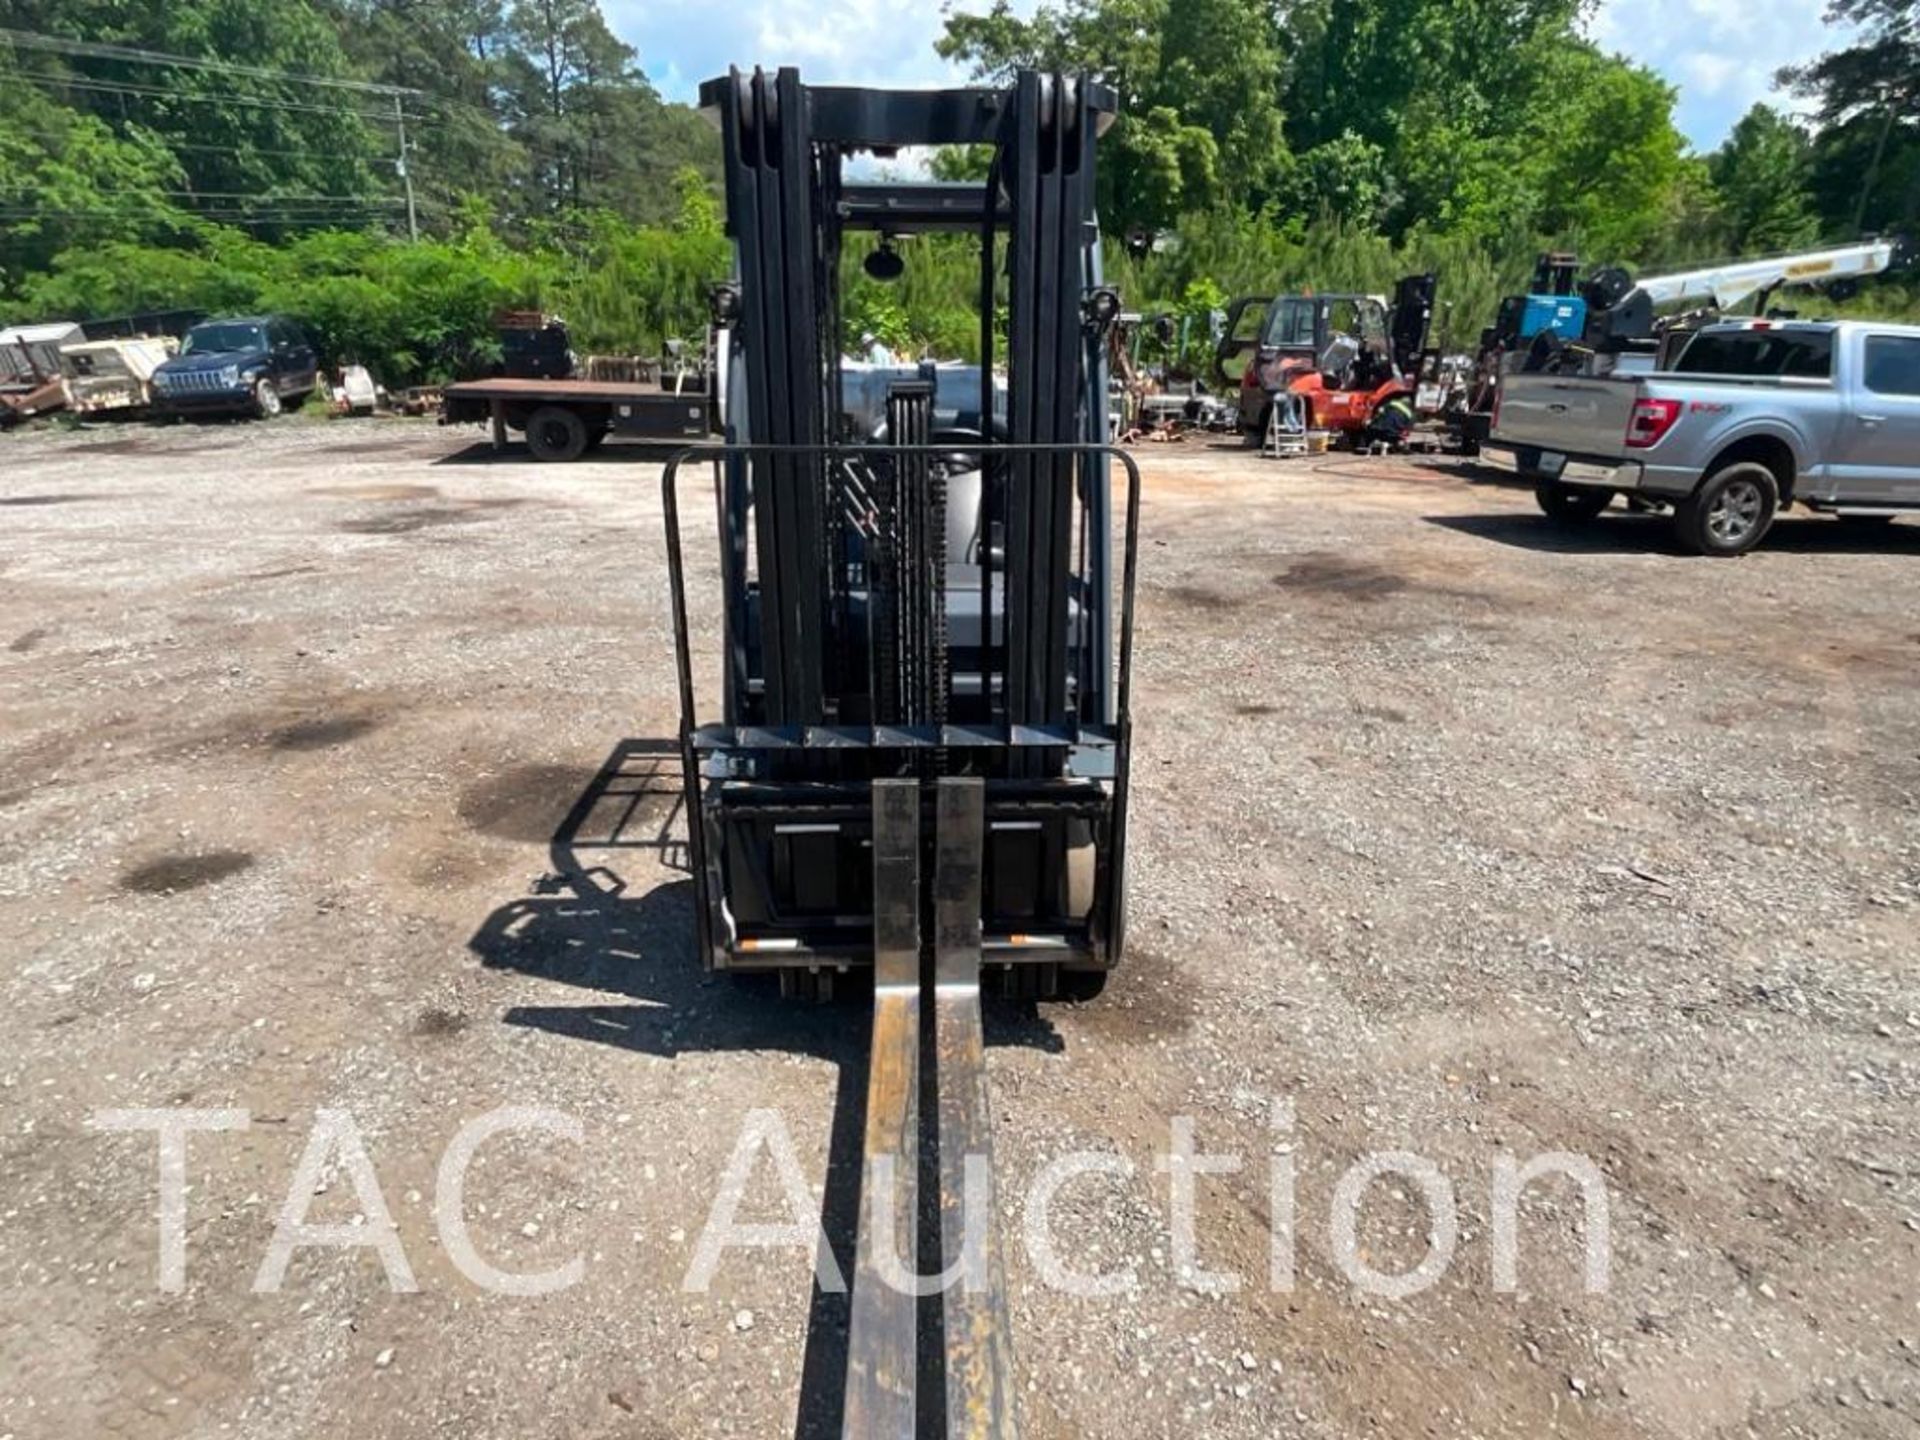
<box><xmin>0</xmin><ymin>214</ymin><xmax>408</xmax><ymax>231</ymax></box>
<box><xmin>14</xmin><ymin>69</ymin><xmax>424</xmax><ymax>123</ymax></box>
<box><xmin>99</xmin><ymin>189</ymin><xmax>406</xmax><ymax>203</ymax></box>
<box><xmin>12</xmin><ymin>123</ymin><xmax>380</xmax><ymax>162</ymax></box>
<box><xmin>0</xmin><ymin>27</ymin><xmax>420</xmax><ymax>98</ymax></box>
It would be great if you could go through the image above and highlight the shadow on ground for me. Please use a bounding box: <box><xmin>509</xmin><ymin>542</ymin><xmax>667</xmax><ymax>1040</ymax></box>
<box><xmin>1428</xmin><ymin>511</ymin><xmax>1920</xmax><ymax>557</ymax></box>
<box><xmin>434</xmin><ymin>439</ymin><xmax>713</xmax><ymax>466</ymax></box>
<box><xmin>468</xmin><ymin>738</ymin><xmax>1060</xmax><ymax>1439</ymax></box>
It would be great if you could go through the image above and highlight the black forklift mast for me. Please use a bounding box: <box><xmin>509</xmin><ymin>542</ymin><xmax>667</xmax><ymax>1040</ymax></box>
<box><xmin>659</xmin><ymin>67</ymin><xmax>1138</xmax><ymax>1436</ymax></box>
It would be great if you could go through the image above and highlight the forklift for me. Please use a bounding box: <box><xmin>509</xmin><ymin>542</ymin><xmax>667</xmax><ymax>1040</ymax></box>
<box><xmin>662</xmin><ymin>67</ymin><xmax>1139</xmax><ymax>1436</ymax></box>
<box><xmin>1212</xmin><ymin>274</ymin><xmax>1437</xmax><ymax>446</ymax></box>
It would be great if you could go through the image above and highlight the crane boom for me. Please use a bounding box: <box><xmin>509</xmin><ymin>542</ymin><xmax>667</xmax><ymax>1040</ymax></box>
<box><xmin>1635</xmin><ymin>239</ymin><xmax>1901</xmax><ymax>310</ymax></box>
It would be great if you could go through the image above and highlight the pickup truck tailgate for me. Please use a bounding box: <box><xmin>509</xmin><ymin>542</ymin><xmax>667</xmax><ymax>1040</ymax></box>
<box><xmin>1494</xmin><ymin>374</ymin><xmax>1636</xmax><ymax>459</ymax></box>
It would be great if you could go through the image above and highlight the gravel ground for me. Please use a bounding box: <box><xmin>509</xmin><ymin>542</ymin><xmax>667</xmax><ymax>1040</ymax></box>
<box><xmin>1</xmin><ymin>416</ymin><xmax>1917</xmax><ymax>1439</ymax></box>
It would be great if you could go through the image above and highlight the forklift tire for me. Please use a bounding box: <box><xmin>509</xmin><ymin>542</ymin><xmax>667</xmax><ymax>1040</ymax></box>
<box><xmin>1056</xmin><ymin>969</ymin><xmax>1109</xmax><ymax>1002</ymax></box>
<box><xmin>1673</xmin><ymin>462</ymin><xmax>1777</xmax><ymax>557</ymax></box>
<box><xmin>1535</xmin><ymin>480</ymin><xmax>1611</xmax><ymax>524</ymax></box>
<box><xmin>1241</xmin><ymin>403</ymin><xmax>1270</xmax><ymax>448</ymax></box>
<box><xmin>525</xmin><ymin>405</ymin><xmax>589</xmax><ymax>462</ymax></box>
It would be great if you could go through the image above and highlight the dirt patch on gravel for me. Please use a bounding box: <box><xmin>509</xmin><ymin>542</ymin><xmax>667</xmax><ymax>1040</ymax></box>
<box><xmin>118</xmin><ymin>849</ymin><xmax>255</xmax><ymax>894</ymax></box>
<box><xmin>310</xmin><ymin>482</ymin><xmax>441</xmax><ymax>501</ymax></box>
<box><xmin>457</xmin><ymin>763</ymin><xmax>601</xmax><ymax>843</ymax></box>
<box><xmin>267</xmin><ymin>714</ymin><xmax>384</xmax><ymax>751</ymax></box>
<box><xmin>1273</xmin><ymin>550</ymin><xmax>1409</xmax><ymax>600</ymax></box>
<box><xmin>336</xmin><ymin>497</ymin><xmax>524</xmax><ymax>534</ymax></box>
<box><xmin>7</xmin><ymin>626</ymin><xmax>50</xmax><ymax>653</ymax></box>
<box><xmin>412</xmin><ymin>1005</ymin><xmax>470</xmax><ymax>1038</ymax></box>
<box><xmin>65</xmin><ymin>438</ymin><xmax>150</xmax><ymax>456</ymax></box>
<box><xmin>0</xmin><ymin>493</ymin><xmax>102</xmax><ymax>507</ymax></box>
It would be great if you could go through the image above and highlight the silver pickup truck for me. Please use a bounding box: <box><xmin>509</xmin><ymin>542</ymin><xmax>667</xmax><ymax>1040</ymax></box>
<box><xmin>1484</xmin><ymin>319</ymin><xmax>1920</xmax><ymax>554</ymax></box>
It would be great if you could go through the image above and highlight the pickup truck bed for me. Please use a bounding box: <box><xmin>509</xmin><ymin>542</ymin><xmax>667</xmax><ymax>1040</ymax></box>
<box><xmin>1483</xmin><ymin>320</ymin><xmax>1920</xmax><ymax>554</ymax></box>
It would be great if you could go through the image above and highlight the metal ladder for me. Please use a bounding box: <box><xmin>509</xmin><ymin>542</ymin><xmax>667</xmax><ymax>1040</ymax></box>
<box><xmin>841</xmin><ymin>776</ymin><xmax>1017</xmax><ymax>1439</ymax></box>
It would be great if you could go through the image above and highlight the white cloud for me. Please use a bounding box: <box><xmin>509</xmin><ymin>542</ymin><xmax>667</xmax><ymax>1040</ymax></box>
<box><xmin>1588</xmin><ymin>0</ymin><xmax>1855</xmax><ymax>149</ymax></box>
<box><xmin>606</xmin><ymin>0</ymin><xmax>1041</xmax><ymax>105</ymax></box>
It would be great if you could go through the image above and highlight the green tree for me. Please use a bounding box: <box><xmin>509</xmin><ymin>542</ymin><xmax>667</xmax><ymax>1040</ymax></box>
<box><xmin>0</xmin><ymin>55</ymin><xmax>196</xmax><ymax>285</ymax></box>
<box><xmin>1527</xmin><ymin>46</ymin><xmax>1692</xmax><ymax>259</ymax></box>
<box><xmin>1780</xmin><ymin>0</ymin><xmax>1918</xmax><ymax>236</ymax></box>
<box><xmin>324</xmin><ymin>0</ymin><xmax>526</xmax><ymax>229</ymax></box>
<box><xmin>7</xmin><ymin>0</ymin><xmax>386</xmax><ymax>223</ymax></box>
<box><xmin>1707</xmin><ymin>104</ymin><xmax>1821</xmax><ymax>253</ymax></box>
<box><xmin>939</xmin><ymin>0</ymin><xmax>1289</xmax><ymax>231</ymax></box>
<box><xmin>500</xmin><ymin>0</ymin><xmax>715</xmax><ymax>225</ymax></box>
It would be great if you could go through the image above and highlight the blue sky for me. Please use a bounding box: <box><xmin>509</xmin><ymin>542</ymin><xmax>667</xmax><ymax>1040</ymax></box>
<box><xmin>605</xmin><ymin>0</ymin><xmax>1850</xmax><ymax>154</ymax></box>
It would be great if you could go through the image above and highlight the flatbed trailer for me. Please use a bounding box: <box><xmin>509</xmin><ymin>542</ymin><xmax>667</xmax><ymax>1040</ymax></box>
<box><xmin>440</xmin><ymin>376</ymin><xmax>712</xmax><ymax>460</ymax></box>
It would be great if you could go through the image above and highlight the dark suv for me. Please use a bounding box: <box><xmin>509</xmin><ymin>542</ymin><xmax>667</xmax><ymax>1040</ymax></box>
<box><xmin>151</xmin><ymin>315</ymin><xmax>319</xmax><ymax>419</ymax></box>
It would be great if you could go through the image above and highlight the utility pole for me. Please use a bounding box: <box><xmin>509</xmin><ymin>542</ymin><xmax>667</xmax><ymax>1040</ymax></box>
<box><xmin>394</xmin><ymin>94</ymin><xmax>418</xmax><ymax>241</ymax></box>
<box><xmin>1854</xmin><ymin>83</ymin><xmax>1898</xmax><ymax>240</ymax></box>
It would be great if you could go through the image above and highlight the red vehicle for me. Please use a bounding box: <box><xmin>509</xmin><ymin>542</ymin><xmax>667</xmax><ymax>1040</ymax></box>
<box><xmin>1214</xmin><ymin>274</ymin><xmax>1434</xmax><ymax>445</ymax></box>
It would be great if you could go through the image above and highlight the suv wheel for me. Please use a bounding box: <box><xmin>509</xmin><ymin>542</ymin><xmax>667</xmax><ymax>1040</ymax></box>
<box><xmin>525</xmin><ymin>405</ymin><xmax>588</xmax><ymax>462</ymax></box>
<box><xmin>251</xmin><ymin>377</ymin><xmax>282</xmax><ymax>419</ymax></box>
<box><xmin>1674</xmin><ymin>461</ymin><xmax>1777</xmax><ymax>556</ymax></box>
<box><xmin>1535</xmin><ymin>480</ymin><xmax>1612</xmax><ymax>523</ymax></box>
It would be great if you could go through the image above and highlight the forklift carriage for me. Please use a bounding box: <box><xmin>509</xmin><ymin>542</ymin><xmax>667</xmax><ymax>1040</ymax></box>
<box><xmin>664</xmin><ymin>68</ymin><xmax>1138</xmax><ymax>1005</ymax></box>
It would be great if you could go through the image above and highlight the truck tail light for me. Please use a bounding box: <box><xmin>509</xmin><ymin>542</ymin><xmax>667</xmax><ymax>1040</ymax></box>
<box><xmin>1625</xmin><ymin>396</ymin><xmax>1682</xmax><ymax>449</ymax></box>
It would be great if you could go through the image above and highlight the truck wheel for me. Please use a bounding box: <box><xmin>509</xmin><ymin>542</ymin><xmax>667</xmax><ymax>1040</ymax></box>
<box><xmin>1535</xmin><ymin>480</ymin><xmax>1611</xmax><ymax>523</ymax></box>
<box><xmin>251</xmin><ymin>378</ymin><xmax>282</xmax><ymax>420</ymax></box>
<box><xmin>525</xmin><ymin>405</ymin><xmax>588</xmax><ymax>462</ymax></box>
<box><xmin>1674</xmin><ymin>462</ymin><xmax>1777</xmax><ymax>556</ymax></box>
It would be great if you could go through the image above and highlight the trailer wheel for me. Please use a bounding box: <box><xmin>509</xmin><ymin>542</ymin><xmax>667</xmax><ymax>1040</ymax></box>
<box><xmin>1674</xmin><ymin>462</ymin><xmax>1776</xmax><ymax>556</ymax></box>
<box><xmin>525</xmin><ymin>404</ymin><xmax>589</xmax><ymax>462</ymax></box>
<box><xmin>1535</xmin><ymin>480</ymin><xmax>1611</xmax><ymax>523</ymax></box>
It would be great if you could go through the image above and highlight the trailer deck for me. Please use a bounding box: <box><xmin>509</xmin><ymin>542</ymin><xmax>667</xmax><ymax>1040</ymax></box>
<box><xmin>441</xmin><ymin>376</ymin><xmax>711</xmax><ymax>459</ymax></box>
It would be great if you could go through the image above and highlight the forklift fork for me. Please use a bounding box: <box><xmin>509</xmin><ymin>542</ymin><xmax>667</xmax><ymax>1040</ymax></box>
<box><xmin>844</xmin><ymin>777</ymin><xmax>1016</xmax><ymax>1438</ymax></box>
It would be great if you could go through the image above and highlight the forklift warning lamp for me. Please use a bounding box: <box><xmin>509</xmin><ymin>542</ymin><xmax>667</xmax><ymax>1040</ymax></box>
<box><xmin>1082</xmin><ymin>286</ymin><xmax>1121</xmax><ymax>333</ymax></box>
<box><xmin>1625</xmin><ymin>396</ymin><xmax>1683</xmax><ymax>448</ymax></box>
<box><xmin>709</xmin><ymin>282</ymin><xmax>742</xmax><ymax>327</ymax></box>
